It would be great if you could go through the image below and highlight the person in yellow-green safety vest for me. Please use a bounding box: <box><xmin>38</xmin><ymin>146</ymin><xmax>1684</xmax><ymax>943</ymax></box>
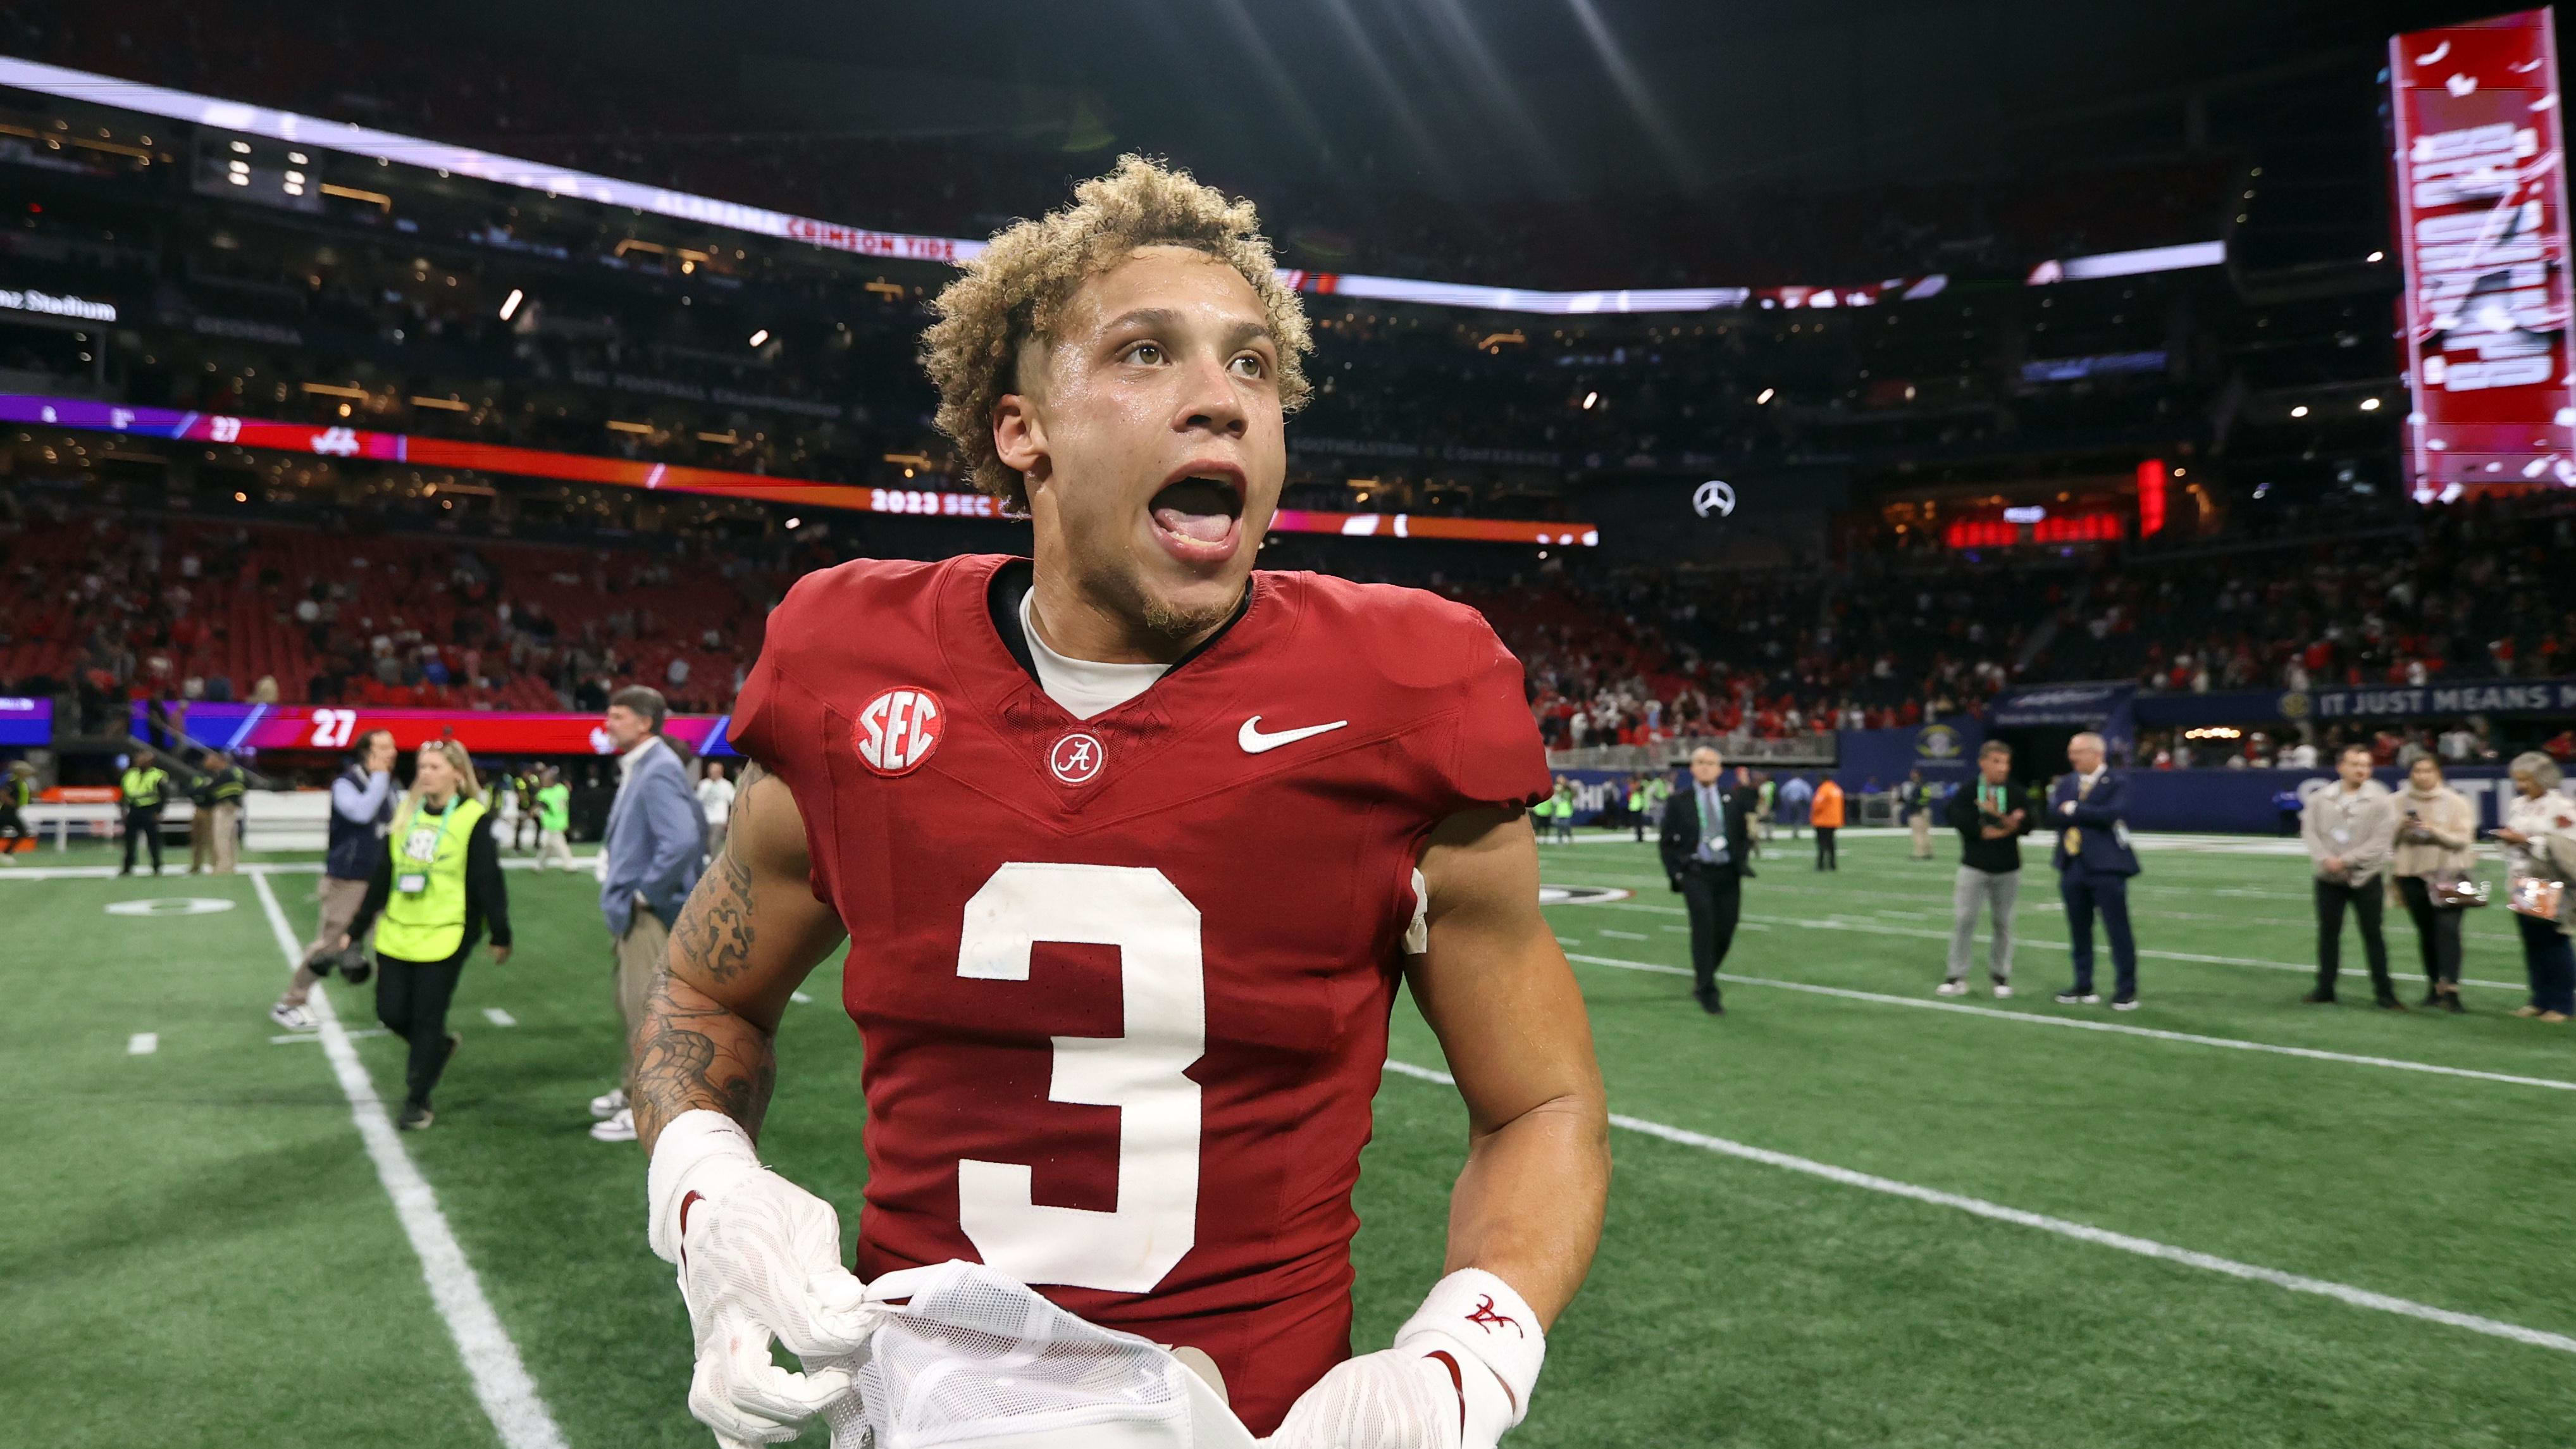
<box><xmin>339</xmin><ymin>740</ymin><xmax>512</xmax><ymax>1132</ymax></box>
<box><xmin>533</xmin><ymin>766</ymin><xmax>576</xmax><ymax>870</ymax></box>
<box><xmin>120</xmin><ymin>748</ymin><xmax>170</xmax><ymax>876</ymax></box>
<box><xmin>1537</xmin><ymin>776</ymin><xmax>1577</xmax><ymax>843</ymax></box>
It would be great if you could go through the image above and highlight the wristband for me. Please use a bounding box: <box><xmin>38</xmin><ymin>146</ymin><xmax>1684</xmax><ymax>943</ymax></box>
<box><xmin>646</xmin><ymin>1109</ymin><xmax>763</xmax><ymax>1264</ymax></box>
<box><xmin>1394</xmin><ymin>1269</ymin><xmax>1545</xmax><ymax>1444</ymax></box>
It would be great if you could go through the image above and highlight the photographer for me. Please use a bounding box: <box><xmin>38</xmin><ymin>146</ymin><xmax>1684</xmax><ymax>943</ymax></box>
<box><xmin>340</xmin><ymin>740</ymin><xmax>512</xmax><ymax>1131</ymax></box>
<box><xmin>2389</xmin><ymin>750</ymin><xmax>2477</xmax><ymax>1012</ymax></box>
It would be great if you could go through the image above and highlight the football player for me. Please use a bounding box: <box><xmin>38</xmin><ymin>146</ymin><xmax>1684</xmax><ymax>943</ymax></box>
<box><xmin>631</xmin><ymin>156</ymin><xmax>1610</xmax><ymax>1448</ymax></box>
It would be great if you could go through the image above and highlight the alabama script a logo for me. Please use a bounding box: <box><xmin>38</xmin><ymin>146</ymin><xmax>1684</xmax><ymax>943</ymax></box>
<box><xmin>1464</xmin><ymin>1294</ymin><xmax>1523</xmax><ymax>1338</ymax></box>
<box><xmin>855</xmin><ymin>686</ymin><xmax>944</xmax><ymax>776</ymax></box>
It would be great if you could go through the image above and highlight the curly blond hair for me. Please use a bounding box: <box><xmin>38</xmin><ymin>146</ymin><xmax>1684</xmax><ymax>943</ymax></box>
<box><xmin>920</xmin><ymin>155</ymin><xmax>1313</xmax><ymax>507</ymax></box>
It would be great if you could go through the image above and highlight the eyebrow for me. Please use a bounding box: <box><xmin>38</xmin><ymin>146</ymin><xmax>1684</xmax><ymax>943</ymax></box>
<box><xmin>1100</xmin><ymin>307</ymin><xmax>1275</xmax><ymax>348</ymax></box>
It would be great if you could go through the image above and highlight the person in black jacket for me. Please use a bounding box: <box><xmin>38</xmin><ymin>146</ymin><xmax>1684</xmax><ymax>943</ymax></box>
<box><xmin>1940</xmin><ymin>740</ymin><xmax>2029</xmax><ymax>997</ymax></box>
<box><xmin>338</xmin><ymin>740</ymin><xmax>511</xmax><ymax>1131</ymax></box>
<box><xmin>1659</xmin><ymin>745</ymin><xmax>1757</xmax><ymax>1015</ymax></box>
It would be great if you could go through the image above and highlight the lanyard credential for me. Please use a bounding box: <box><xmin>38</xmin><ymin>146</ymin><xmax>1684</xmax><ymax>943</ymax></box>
<box><xmin>396</xmin><ymin>800</ymin><xmax>459</xmax><ymax>895</ymax></box>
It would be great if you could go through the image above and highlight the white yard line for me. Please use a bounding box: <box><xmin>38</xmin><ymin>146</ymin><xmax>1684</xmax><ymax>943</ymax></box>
<box><xmin>1382</xmin><ymin>1058</ymin><xmax>2576</xmax><ymax>1355</ymax></box>
<box><xmin>127</xmin><ymin>1032</ymin><xmax>158</xmax><ymax>1055</ymax></box>
<box><xmin>272</xmin><ymin>1028</ymin><xmax>390</xmax><ymax>1044</ymax></box>
<box><xmin>1572</xmin><ymin>894</ymin><xmax>2530</xmax><ymax>993</ymax></box>
<box><xmin>250</xmin><ymin>873</ymin><xmax>569</xmax><ymax>1449</ymax></box>
<box><xmin>483</xmin><ymin>1008</ymin><xmax>517</xmax><ymax>1028</ymax></box>
<box><xmin>1561</xmin><ymin>952</ymin><xmax>2576</xmax><ymax>1094</ymax></box>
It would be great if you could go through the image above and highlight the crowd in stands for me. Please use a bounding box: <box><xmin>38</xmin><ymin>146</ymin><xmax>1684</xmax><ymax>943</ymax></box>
<box><xmin>0</xmin><ymin>492</ymin><xmax>793</xmax><ymax>738</ymax></box>
<box><xmin>11</xmin><ymin>476</ymin><xmax>2576</xmax><ymax>764</ymax></box>
<box><xmin>2048</xmin><ymin>494</ymin><xmax>2576</xmax><ymax>695</ymax></box>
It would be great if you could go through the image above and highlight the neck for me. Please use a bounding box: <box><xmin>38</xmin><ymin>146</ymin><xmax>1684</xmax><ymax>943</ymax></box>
<box><xmin>1026</xmin><ymin>559</ymin><xmax>1238</xmax><ymax>666</ymax></box>
<box><xmin>423</xmin><ymin>789</ymin><xmax>452</xmax><ymax>809</ymax></box>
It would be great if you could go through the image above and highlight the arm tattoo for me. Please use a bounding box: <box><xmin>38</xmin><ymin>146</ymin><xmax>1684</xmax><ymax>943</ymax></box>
<box><xmin>631</xmin><ymin>967</ymin><xmax>777</xmax><ymax>1144</ymax></box>
<box><xmin>670</xmin><ymin>847</ymin><xmax>757</xmax><ymax>983</ymax></box>
<box><xmin>636</xmin><ymin>759</ymin><xmax>783</xmax><ymax>1144</ymax></box>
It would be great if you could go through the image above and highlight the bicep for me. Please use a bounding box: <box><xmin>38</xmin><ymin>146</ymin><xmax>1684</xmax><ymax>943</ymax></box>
<box><xmin>664</xmin><ymin>766</ymin><xmax>847</xmax><ymax>1030</ymax></box>
<box><xmin>1406</xmin><ymin>807</ymin><xmax>1606</xmax><ymax>1136</ymax></box>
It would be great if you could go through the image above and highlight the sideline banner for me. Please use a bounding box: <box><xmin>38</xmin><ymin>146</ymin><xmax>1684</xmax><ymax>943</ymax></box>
<box><xmin>128</xmin><ymin>702</ymin><xmax>740</xmax><ymax>758</ymax></box>
<box><xmin>2131</xmin><ymin>676</ymin><xmax>2576</xmax><ymax>727</ymax></box>
<box><xmin>2389</xmin><ymin>8</ymin><xmax>2576</xmax><ymax>495</ymax></box>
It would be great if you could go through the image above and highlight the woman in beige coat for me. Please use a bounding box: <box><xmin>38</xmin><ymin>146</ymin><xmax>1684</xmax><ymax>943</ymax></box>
<box><xmin>2495</xmin><ymin>752</ymin><xmax>2576</xmax><ymax>1022</ymax></box>
<box><xmin>2388</xmin><ymin>751</ymin><xmax>2479</xmax><ymax>1012</ymax></box>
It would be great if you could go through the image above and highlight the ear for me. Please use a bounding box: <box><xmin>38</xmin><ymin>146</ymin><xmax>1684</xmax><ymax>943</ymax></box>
<box><xmin>993</xmin><ymin>392</ymin><xmax>1047</xmax><ymax>483</ymax></box>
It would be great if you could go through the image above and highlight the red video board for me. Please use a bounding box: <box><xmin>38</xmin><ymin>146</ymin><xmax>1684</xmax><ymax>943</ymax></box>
<box><xmin>2390</xmin><ymin>8</ymin><xmax>2576</xmax><ymax>496</ymax></box>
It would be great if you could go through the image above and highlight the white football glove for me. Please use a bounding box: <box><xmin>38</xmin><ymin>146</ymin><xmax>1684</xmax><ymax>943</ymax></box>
<box><xmin>1268</xmin><ymin>1270</ymin><xmax>1544</xmax><ymax>1449</ymax></box>
<box><xmin>648</xmin><ymin>1110</ymin><xmax>884</xmax><ymax>1447</ymax></box>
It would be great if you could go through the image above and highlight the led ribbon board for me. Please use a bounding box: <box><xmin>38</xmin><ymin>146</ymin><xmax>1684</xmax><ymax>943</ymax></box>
<box><xmin>3</xmin><ymin>392</ymin><xmax>1595</xmax><ymax>545</ymax></box>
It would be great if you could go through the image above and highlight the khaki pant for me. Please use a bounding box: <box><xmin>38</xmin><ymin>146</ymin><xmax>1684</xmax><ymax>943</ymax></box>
<box><xmin>1947</xmin><ymin>866</ymin><xmax>2021</xmax><ymax>983</ymax></box>
<box><xmin>283</xmin><ymin>876</ymin><xmax>374</xmax><ymax>1007</ymax></box>
<box><xmin>1910</xmin><ymin>807</ymin><xmax>1933</xmax><ymax>859</ymax></box>
<box><xmin>537</xmin><ymin>829</ymin><xmax>575</xmax><ymax>870</ymax></box>
<box><xmin>614</xmin><ymin>905</ymin><xmax>668</xmax><ymax>1076</ymax></box>
<box><xmin>703</xmin><ymin>820</ymin><xmax>729</xmax><ymax>866</ymax></box>
<box><xmin>189</xmin><ymin>809</ymin><xmax>216</xmax><ymax>873</ymax></box>
<box><xmin>211</xmin><ymin>802</ymin><xmax>240</xmax><ymax>873</ymax></box>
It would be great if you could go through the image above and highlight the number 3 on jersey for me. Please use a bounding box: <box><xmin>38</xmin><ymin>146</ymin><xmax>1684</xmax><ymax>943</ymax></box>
<box><xmin>955</xmin><ymin>862</ymin><xmax>1203</xmax><ymax>1293</ymax></box>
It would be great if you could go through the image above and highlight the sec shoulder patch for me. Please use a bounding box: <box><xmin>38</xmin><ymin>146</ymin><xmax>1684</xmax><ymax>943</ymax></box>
<box><xmin>854</xmin><ymin>685</ymin><xmax>945</xmax><ymax>776</ymax></box>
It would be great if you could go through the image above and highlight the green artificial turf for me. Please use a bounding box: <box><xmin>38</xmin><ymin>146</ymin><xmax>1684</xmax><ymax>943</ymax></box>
<box><xmin>3</xmin><ymin>830</ymin><xmax>2569</xmax><ymax>1447</ymax></box>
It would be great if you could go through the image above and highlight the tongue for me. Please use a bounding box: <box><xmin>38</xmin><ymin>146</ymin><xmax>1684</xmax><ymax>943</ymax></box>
<box><xmin>1155</xmin><ymin>506</ymin><xmax>1233</xmax><ymax>544</ymax></box>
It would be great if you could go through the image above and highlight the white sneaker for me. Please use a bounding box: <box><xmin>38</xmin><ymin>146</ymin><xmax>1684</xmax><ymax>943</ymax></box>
<box><xmin>1991</xmin><ymin>983</ymin><xmax>2014</xmax><ymax>1000</ymax></box>
<box><xmin>589</xmin><ymin>1107</ymin><xmax>636</xmax><ymax>1143</ymax></box>
<box><xmin>1935</xmin><ymin>980</ymin><xmax>1968</xmax><ymax>997</ymax></box>
<box><xmin>588</xmin><ymin>1086</ymin><xmax>627</xmax><ymax>1120</ymax></box>
<box><xmin>269</xmin><ymin>1002</ymin><xmax>318</xmax><ymax>1032</ymax></box>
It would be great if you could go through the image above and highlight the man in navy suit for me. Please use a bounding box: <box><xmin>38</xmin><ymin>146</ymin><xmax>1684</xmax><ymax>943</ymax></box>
<box><xmin>2050</xmin><ymin>730</ymin><xmax>2144</xmax><ymax>1009</ymax></box>
<box><xmin>1660</xmin><ymin>746</ymin><xmax>1758</xmax><ymax>1015</ymax></box>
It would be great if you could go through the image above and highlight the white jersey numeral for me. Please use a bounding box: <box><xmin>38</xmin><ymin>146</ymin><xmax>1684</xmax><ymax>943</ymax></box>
<box><xmin>953</xmin><ymin>862</ymin><xmax>1204</xmax><ymax>1293</ymax></box>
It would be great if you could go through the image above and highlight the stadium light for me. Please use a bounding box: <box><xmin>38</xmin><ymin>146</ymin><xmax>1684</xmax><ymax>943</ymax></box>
<box><xmin>498</xmin><ymin>288</ymin><xmax>524</xmax><ymax>321</ymax></box>
<box><xmin>1756</xmin><ymin>387</ymin><xmax>1776</xmax><ymax>404</ymax></box>
<box><xmin>2367</xmin><ymin>250</ymin><xmax>2385</xmax><ymax>262</ymax></box>
<box><xmin>2289</xmin><ymin>404</ymin><xmax>2309</xmax><ymax>418</ymax></box>
<box><xmin>784</xmin><ymin>516</ymin><xmax>802</xmax><ymax>529</ymax></box>
<box><xmin>748</xmin><ymin>329</ymin><xmax>771</xmax><ymax>348</ymax></box>
<box><xmin>2360</xmin><ymin>397</ymin><xmax>2381</xmax><ymax>411</ymax></box>
<box><xmin>1580</xmin><ymin>391</ymin><xmax>1599</xmax><ymax>409</ymax></box>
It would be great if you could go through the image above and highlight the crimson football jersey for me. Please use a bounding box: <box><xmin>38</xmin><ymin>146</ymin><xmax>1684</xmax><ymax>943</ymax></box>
<box><xmin>729</xmin><ymin>553</ymin><xmax>1548</xmax><ymax>1435</ymax></box>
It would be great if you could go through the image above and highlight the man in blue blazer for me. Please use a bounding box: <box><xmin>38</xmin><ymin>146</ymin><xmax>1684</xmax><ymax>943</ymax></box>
<box><xmin>2050</xmin><ymin>730</ymin><xmax>2143</xmax><ymax>1009</ymax></box>
<box><xmin>590</xmin><ymin>685</ymin><xmax>707</xmax><ymax>1141</ymax></box>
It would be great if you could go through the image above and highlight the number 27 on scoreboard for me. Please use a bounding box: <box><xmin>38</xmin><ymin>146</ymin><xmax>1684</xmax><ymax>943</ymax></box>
<box><xmin>308</xmin><ymin>708</ymin><xmax>360</xmax><ymax>749</ymax></box>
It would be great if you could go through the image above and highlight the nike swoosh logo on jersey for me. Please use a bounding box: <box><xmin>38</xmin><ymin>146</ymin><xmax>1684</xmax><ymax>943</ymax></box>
<box><xmin>1238</xmin><ymin>716</ymin><xmax>1350</xmax><ymax>754</ymax></box>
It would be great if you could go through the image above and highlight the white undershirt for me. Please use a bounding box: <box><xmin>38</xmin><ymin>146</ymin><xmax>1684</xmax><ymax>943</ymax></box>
<box><xmin>1020</xmin><ymin>592</ymin><xmax>1168</xmax><ymax>721</ymax></box>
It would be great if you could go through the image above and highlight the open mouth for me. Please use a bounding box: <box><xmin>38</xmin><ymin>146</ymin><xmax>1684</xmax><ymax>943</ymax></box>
<box><xmin>1148</xmin><ymin>468</ymin><xmax>1246</xmax><ymax>560</ymax></box>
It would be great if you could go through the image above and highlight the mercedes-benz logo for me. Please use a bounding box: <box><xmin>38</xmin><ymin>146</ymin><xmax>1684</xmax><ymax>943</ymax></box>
<box><xmin>1692</xmin><ymin>480</ymin><xmax>1737</xmax><ymax>518</ymax></box>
